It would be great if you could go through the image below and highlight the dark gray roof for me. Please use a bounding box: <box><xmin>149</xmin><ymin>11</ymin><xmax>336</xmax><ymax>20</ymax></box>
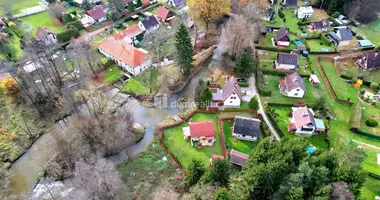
<box><xmin>285</xmin><ymin>0</ymin><xmax>297</xmax><ymax>6</ymax></box>
<box><xmin>275</xmin><ymin>28</ymin><xmax>290</xmax><ymax>42</ymax></box>
<box><xmin>285</xmin><ymin>72</ymin><xmax>306</xmax><ymax>92</ymax></box>
<box><xmin>329</xmin><ymin>26</ymin><xmax>353</xmax><ymax>41</ymax></box>
<box><xmin>367</xmin><ymin>53</ymin><xmax>380</xmax><ymax>69</ymax></box>
<box><xmin>311</xmin><ymin>20</ymin><xmax>330</xmax><ymax>29</ymax></box>
<box><xmin>277</xmin><ymin>53</ymin><xmax>299</xmax><ymax>65</ymax></box>
<box><xmin>171</xmin><ymin>0</ymin><xmax>186</xmax><ymax>7</ymax></box>
<box><xmin>141</xmin><ymin>16</ymin><xmax>159</xmax><ymax>30</ymax></box>
<box><xmin>233</xmin><ymin>116</ymin><xmax>261</xmax><ymax>137</ymax></box>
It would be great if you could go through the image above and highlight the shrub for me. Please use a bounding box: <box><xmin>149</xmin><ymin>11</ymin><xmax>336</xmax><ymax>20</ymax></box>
<box><xmin>321</xmin><ymin>35</ymin><xmax>332</xmax><ymax>46</ymax></box>
<box><xmin>360</xmin><ymin>88</ymin><xmax>366</xmax><ymax>95</ymax></box>
<box><xmin>57</xmin><ymin>28</ymin><xmax>80</xmax><ymax>43</ymax></box>
<box><xmin>238</xmin><ymin>82</ymin><xmax>249</xmax><ymax>87</ymax></box>
<box><xmin>365</xmin><ymin>119</ymin><xmax>378</xmax><ymax>127</ymax></box>
<box><xmin>249</xmin><ymin>96</ymin><xmax>259</xmax><ymax>110</ymax></box>
<box><xmin>66</xmin><ymin>20</ymin><xmax>84</xmax><ymax>31</ymax></box>
<box><xmin>356</xmin><ymin>35</ymin><xmax>364</xmax><ymax>40</ymax></box>
<box><xmin>278</xmin><ymin>11</ymin><xmax>285</xmax><ymax>18</ymax></box>
<box><xmin>283</xmin><ymin>18</ymin><xmax>286</xmax><ymax>22</ymax></box>
<box><xmin>256</xmin><ymin>46</ymin><xmax>292</xmax><ymax>52</ymax></box>
<box><xmin>370</xmin><ymin>82</ymin><xmax>379</xmax><ymax>89</ymax></box>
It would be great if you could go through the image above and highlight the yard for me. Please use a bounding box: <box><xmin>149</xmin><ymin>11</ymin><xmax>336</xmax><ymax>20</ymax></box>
<box><xmin>262</xmin><ymin>9</ymin><xmax>303</xmax><ymax>35</ymax></box>
<box><xmin>261</xmin><ymin>74</ymin><xmax>322</xmax><ymax>105</ymax></box>
<box><xmin>21</xmin><ymin>11</ymin><xmax>66</xmax><ymax>35</ymax></box>
<box><xmin>351</xmin><ymin>19</ymin><xmax>380</xmax><ymax>46</ymax></box>
<box><xmin>161</xmin><ymin>113</ymin><xmax>223</xmax><ymax>171</ymax></box>
<box><xmin>360</xmin><ymin>176</ymin><xmax>380</xmax><ymax>200</ymax></box>
<box><xmin>222</xmin><ymin>120</ymin><xmax>258</xmax><ymax>154</ymax></box>
<box><xmin>269</xmin><ymin>105</ymin><xmax>329</xmax><ymax>149</ymax></box>
<box><xmin>360</xmin><ymin>106</ymin><xmax>380</xmax><ymax>136</ymax></box>
<box><xmin>104</xmin><ymin>65</ymin><xmax>123</xmax><ymax>83</ymax></box>
<box><xmin>259</xmin><ymin>32</ymin><xmax>297</xmax><ymax>50</ymax></box>
<box><xmin>0</xmin><ymin>0</ymin><xmax>40</xmax><ymax>14</ymax></box>
<box><xmin>319</xmin><ymin>60</ymin><xmax>359</xmax><ymax>102</ymax></box>
<box><xmin>360</xmin><ymin>146</ymin><xmax>380</xmax><ymax>175</ymax></box>
<box><xmin>122</xmin><ymin>78</ymin><xmax>150</xmax><ymax>95</ymax></box>
<box><xmin>306</xmin><ymin>39</ymin><xmax>334</xmax><ymax>52</ymax></box>
<box><xmin>125</xmin><ymin>16</ymin><xmax>143</xmax><ymax>27</ymax></box>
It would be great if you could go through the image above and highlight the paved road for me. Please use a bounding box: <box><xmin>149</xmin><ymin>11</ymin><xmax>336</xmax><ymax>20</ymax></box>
<box><xmin>249</xmin><ymin>75</ymin><xmax>281</xmax><ymax>141</ymax></box>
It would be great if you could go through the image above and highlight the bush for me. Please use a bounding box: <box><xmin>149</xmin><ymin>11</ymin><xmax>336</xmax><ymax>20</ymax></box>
<box><xmin>66</xmin><ymin>20</ymin><xmax>84</xmax><ymax>31</ymax></box>
<box><xmin>57</xmin><ymin>28</ymin><xmax>80</xmax><ymax>43</ymax></box>
<box><xmin>365</xmin><ymin>119</ymin><xmax>378</xmax><ymax>127</ymax></box>
<box><xmin>370</xmin><ymin>82</ymin><xmax>379</xmax><ymax>89</ymax></box>
<box><xmin>283</xmin><ymin>18</ymin><xmax>286</xmax><ymax>22</ymax></box>
<box><xmin>238</xmin><ymin>82</ymin><xmax>249</xmax><ymax>87</ymax></box>
<box><xmin>356</xmin><ymin>35</ymin><xmax>364</xmax><ymax>40</ymax></box>
<box><xmin>249</xmin><ymin>96</ymin><xmax>259</xmax><ymax>110</ymax></box>
<box><xmin>321</xmin><ymin>35</ymin><xmax>332</xmax><ymax>46</ymax></box>
<box><xmin>278</xmin><ymin>11</ymin><xmax>284</xmax><ymax>18</ymax></box>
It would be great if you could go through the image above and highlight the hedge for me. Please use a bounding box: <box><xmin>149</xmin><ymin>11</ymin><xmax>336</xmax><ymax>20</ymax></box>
<box><xmin>348</xmin><ymin>103</ymin><xmax>362</xmax><ymax>131</ymax></box>
<box><xmin>352</xmin><ymin>129</ymin><xmax>380</xmax><ymax>140</ymax></box>
<box><xmin>257</xmin><ymin>69</ymin><xmax>272</xmax><ymax>96</ymax></box>
<box><xmin>262</xmin><ymin>68</ymin><xmax>311</xmax><ymax>78</ymax></box>
<box><xmin>256</xmin><ymin>46</ymin><xmax>292</xmax><ymax>53</ymax></box>
<box><xmin>368</xmin><ymin>172</ymin><xmax>380</xmax><ymax>180</ymax></box>
<box><xmin>66</xmin><ymin>20</ymin><xmax>84</xmax><ymax>31</ymax></box>
<box><xmin>2</xmin><ymin>19</ymin><xmax>23</xmax><ymax>38</ymax></box>
<box><xmin>267</xmin><ymin>102</ymin><xmax>317</xmax><ymax>107</ymax></box>
<box><xmin>320</xmin><ymin>34</ymin><xmax>332</xmax><ymax>46</ymax></box>
<box><xmin>265</xmin><ymin>111</ymin><xmax>285</xmax><ymax>138</ymax></box>
<box><xmin>57</xmin><ymin>28</ymin><xmax>80</xmax><ymax>43</ymax></box>
<box><xmin>309</xmin><ymin>51</ymin><xmax>338</xmax><ymax>54</ymax></box>
<box><xmin>304</xmin><ymin>36</ymin><xmax>321</xmax><ymax>40</ymax></box>
<box><xmin>238</xmin><ymin>82</ymin><xmax>249</xmax><ymax>87</ymax></box>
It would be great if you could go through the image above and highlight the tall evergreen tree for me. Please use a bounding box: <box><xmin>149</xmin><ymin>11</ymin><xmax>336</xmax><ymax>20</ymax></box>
<box><xmin>175</xmin><ymin>24</ymin><xmax>194</xmax><ymax>75</ymax></box>
<box><xmin>185</xmin><ymin>159</ymin><xmax>206</xmax><ymax>188</ymax></box>
<box><xmin>235</xmin><ymin>51</ymin><xmax>254</xmax><ymax>75</ymax></box>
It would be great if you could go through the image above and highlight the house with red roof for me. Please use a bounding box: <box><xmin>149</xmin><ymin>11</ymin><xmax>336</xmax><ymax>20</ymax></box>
<box><xmin>113</xmin><ymin>24</ymin><xmax>144</xmax><ymax>45</ymax></box>
<box><xmin>36</xmin><ymin>26</ymin><xmax>57</xmax><ymax>45</ymax></box>
<box><xmin>156</xmin><ymin>6</ymin><xmax>175</xmax><ymax>23</ymax></box>
<box><xmin>98</xmin><ymin>36</ymin><xmax>151</xmax><ymax>76</ymax></box>
<box><xmin>211</xmin><ymin>77</ymin><xmax>242</xmax><ymax>108</ymax></box>
<box><xmin>182</xmin><ymin>121</ymin><xmax>216</xmax><ymax>147</ymax></box>
<box><xmin>85</xmin><ymin>6</ymin><xmax>107</xmax><ymax>23</ymax></box>
<box><xmin>288</xmin><ymin>106</ymin><xmax>325</xmax><ymax>135</ymax></box>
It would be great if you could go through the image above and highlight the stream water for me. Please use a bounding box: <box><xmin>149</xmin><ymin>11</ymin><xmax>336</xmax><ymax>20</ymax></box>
<box><xmin>9</xmin><ymin>59</ymin><xmax>218</xmax><ymax>195</ymax></box>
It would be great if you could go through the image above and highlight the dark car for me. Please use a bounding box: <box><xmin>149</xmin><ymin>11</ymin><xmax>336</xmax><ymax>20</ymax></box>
<box><xmin>237</xmin><ymin>78</ymin><xmax>248</xmax><ymax>82</ymax></box>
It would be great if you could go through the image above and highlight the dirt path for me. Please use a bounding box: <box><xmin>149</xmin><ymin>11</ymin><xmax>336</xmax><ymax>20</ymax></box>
<box><xmin>352</xmin><ymin>139</ymin><xmax>380</xmax><ymax>150</ymax></box>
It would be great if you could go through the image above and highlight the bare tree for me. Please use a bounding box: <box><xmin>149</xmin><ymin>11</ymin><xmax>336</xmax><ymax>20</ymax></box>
<box><xmin>344</xmin><ymin>0</ymin><xmax>380</xmax><ymax>24</ymax></box>
<box><xmin>330</xmin><ymin>182</ymin><xmax>354</xmax><ymax>200</ymax></box>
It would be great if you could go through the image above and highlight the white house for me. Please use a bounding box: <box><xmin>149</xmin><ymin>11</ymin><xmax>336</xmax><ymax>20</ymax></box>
<box><xmin>74</xmin><ymin>0</ymin><xmax>101</xmax><ymax>4</ymax></box>
<box><xmin>309</xmin><ymin>74</ymin><xmax>320</xmax><ymax>86</ymax></box>
<box><xmin>211</xmin><ymin>77</ymin><xmax>242</xmax><ymax>108</ymax></box>
<box><xmin>288</xmin><ymin>107</ymin><xmax>325</xmax><ymax>135</ymax></box>
<box><xmin>85</xmin><ymin>6</ymin><xmax>107</xmax><ymax>23</ymax></box>
<box><xmin>232</xmin><ymin>116</ymin><xmax>261</xmax><ymax>141</ymax></box>
<box><xmin>296</xmin><ymin>6</ymin><xmax>314</xmax><ymax>19</ymax></box>
<box><xmin>36</xmin><ymin>26</ymin><xmax>57</xmax><ymax>45</ymax></box>
<box><xmin>138</xmin><ymin>15</ymin><xmax>159</xmax><ymax>33</ymax></box>
<box><xmin>327</xmin><ymin>26</ymin><xmax>353</xmax><ymax>46</ymax></box>
<box><xmin>274</xmin><ymin>28</ymin><xmax>291</xmax><ymax>47</ymax></box>
<box><xmin>279</xmin><ymin>73</ymin><xmax>306</xmax><ymax>98</ymax></box>
<box><xmin>98</xmin><ymin>36</ymin><xmax>151</xmax><ymax>76</ymax></box>
<box><xmin>276</xmin><ymin>53</ymin><xmax>300</xmax><ymax>70</ymax></box>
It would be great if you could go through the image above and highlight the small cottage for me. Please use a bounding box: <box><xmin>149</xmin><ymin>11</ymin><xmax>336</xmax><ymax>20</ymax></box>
<box><xmin>232</xmin><ymin>116</ymin><xmax>261</xmax><ymax>141</ymax></box>
<box><xmin>85</xmin><ymin>6</ymin><xmax>107</xmax><ymax>23</ymax></box>
<box><xmin>138</xmin><ymin>15</ymin><xmax>160</xmax><ymax>33</ymax></box>
<box><xmin>36</xmin><ymin>26</ymin><xmax>57</xmax><ymax>45</ymax></box>
<box><xmin>309</xmin><ymin>74</ymin><xmax>320</xmax><ymax>86</ymax></box>
<box><xmin>182</xmin><ymin>121</ymin><xmax>216</xmax><ymax>147</ymax></box>
<box><xmin>212</xmin><ymin>77</ymin><xmax>242</xmax><ymax>108</ymax></box>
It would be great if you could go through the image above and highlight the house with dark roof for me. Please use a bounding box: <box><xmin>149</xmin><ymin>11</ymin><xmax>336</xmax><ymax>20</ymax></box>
<box><xmin>138</xmin><ymin>15</ymin><xmax>159</xmax><ymax>33</ymax></box>
<box><xmin>85</xmin><ymin>6</ymin><xmax>107</xmax><ymax>23</ymax></box>
<box><xmin>168</xmin><ymin>0</ymin><xmax>186</xmax><ymax>8</ymax></box>
<box><xmin>262</xmin><ymin>7</ymin><xmax>275</xmax><ymax>21</ymax></box>
<box><xmin>36</xmin><ymin>26</ymin><xmax>57</xmax><ymax>45</ymax></box>
<box><xmin>232</xmin><ymin>116</ymin><xmax>261</xmax><ymax>141</ymax></box>
<box><xmin>283</xmin><ymin>0</ymin><xmax>297</xmax><ymax>6</ymax></box>
<box><xmin>356</xmin><ymin>53</ymin><xmax>380</xmax><ymax>70</ymax></box>
<box><xmin>156</xmin><ymin>6</ymin><xmax>175</xmax><ymax>23</ymax></box>
<box><xmin>327</xmin><ymin>26</ymin><xmax>353</xmax><ymax>46</ymax></box>
<box><xmin>307</xmin><ymin>20</ymin><xmax>331</xmax><ymax>32</ymax></box>
<box><xmin>182</xmin><ymin>121</ymin><xmax>216</xmax><ymax>147</ymax></box>
<box><xmin>211</xmin><ymin>77</ymin><xmax>242</xmax><ymax>108</ymax></box>
<box><xmin>229</xmin><ymin>149</ymin><xmax>249</xmax><ymax>167</ymax></box>
<box><xmin>279</xmin><ymin>72</ymin><xmax>306</xmax><ymax>98</ymax></box>
<box><xmin>274</xmin><ymin>28</ymin><xmax>290</xmax><ymax>47</ymax></box>
<box><xmin>276</xmin><ymin>53</ymin><xmax>299</xmax><ymax>70</ymax></box>
<box><xmin>288</xmin><ymin>107</ymin><xmax>325</xmax><ymax>135</ymax></box>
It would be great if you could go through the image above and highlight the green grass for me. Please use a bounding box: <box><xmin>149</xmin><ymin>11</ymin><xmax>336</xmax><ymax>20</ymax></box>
<box><xmin>352</xmin><ymin>19</ymin><xmax>380</xmax><ymax>46</ymax></box>
<box><xmin>222</xmin><ymin>120</ymin><xmax>258</xmax><ymax>154</ymax></box>
<box><xmin>269</xmin><ymin>105</ymin><xmax>329</xmax><ymax>149</ymax></box>
<box><xmin>261</xmin><ymin>74</ymin><xmax>322</xmax><ymax>105</ymax></box>
<box><xmin>360</xmin><ymin>105</ymin><xmax>380</xmax><ymax>136</ymax></box>
<box><xmin>0</xmin><ymin>33</ymin><xmax>23</xmax><ymax>60</ymax></box>
<box><xmin>259</xmin><ymin>32</ymin><xmax>297</xmax><ymax>50</ymax></box>
<box><xmin>162</xmin><ymin>113</ymin><xmax>223</xmax><ymax>171</ymax></box>
<box><xmin>359</xmin><ymin>146</ymin><xmax>380</xmax><ymax>175</ymax></box>
<box><xmin>21</xmin><ymin>12</ymin><xmax>65</xmax><ymax>35</ymax></box>
<box><xmin>125</xmin><ymin>17</ymin><xmax>143</xmax><ymax>27</ymax></box>
<box><xmin>122</xmin><ymin>78</ymin><xmax>150</xmax><ymax>95</ymax></box>
<box><xmin>360</xmin><ymin>176</ymin><xmax>380</xmax><ymax>200</ymax></box>
<box><xmin>0</xmin><ymin>0</ymin><xmax>40</xmax><ymax>15</ymax></box>
<box><xmin>319</xmin><ymin>60</ymin><xmax>359</xmax><ymax>102</ymax></box>
<box><xmin>306</xmin><ymin>39</ymin><xmax>333</xmax><ymax>51</ymax></box>
<box><xmin>117</xmin><ymin>140</ymin><xmax>177</xmax><ymax>199</ymax></box>
<box><xmin>104</xmin><ymin>65</ymin><xmax>123</xmax><ymax>83</ymax></box>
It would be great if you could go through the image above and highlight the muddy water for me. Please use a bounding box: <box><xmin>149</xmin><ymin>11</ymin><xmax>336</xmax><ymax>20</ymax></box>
<box><xmin>9</xmin><ymin>59</ymin><xmax>217</xmax><ymax>195</ymax></box>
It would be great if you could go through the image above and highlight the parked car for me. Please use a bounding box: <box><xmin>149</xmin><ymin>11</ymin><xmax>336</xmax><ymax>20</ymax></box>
<box><xmin>237</xmin><ymin>78</ymin><xmax>248</xmax><ymax>83</ymax></box>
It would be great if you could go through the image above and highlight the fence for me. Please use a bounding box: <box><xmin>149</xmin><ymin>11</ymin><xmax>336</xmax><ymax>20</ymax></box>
<box><xmin>157</xmin><ymin>110</ymin><xmax>258</xmax><ymax>174</ymax></box>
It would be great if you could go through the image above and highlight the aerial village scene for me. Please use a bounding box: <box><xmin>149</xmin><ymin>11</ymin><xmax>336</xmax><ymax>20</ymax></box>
<box><xmin>0</xmin><ymin>0</ymin><xmax>379</xmax><ymax>199</ymax></box>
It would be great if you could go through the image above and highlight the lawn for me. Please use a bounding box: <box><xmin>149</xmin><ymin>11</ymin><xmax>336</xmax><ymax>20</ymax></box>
<box><xmin>319</xmin><ymin>60</ymin><xmax>359</xmax><ymax>102</ymax></box>
<box><xmin>262</xmin><ymin>74</ymin><xmax>322</xmax><ymax>106</ymax></box>
<box><xmin>0</xmin><ymin>33</ymin><xmax>23</xmax><ymax>60</ymax></box>
<box><xmin>162</xmin><ymin>113</ymin><xmax>223</xmax><ymax>171</ymax></box>
<box><xmin>262</xmin><ymin>8</ymin><xmax>303</xmax><ymax>35</ymax></box>
<box><xmin>259</xmin><ymin>32</ymin><xmax>297</xmax><ymax>50</ymax></box>
<box><xmin>351</xmin><ymin>19</ymin><xmax>380</xmax><ymax>46</ymax></box>
<box><xmin>359</xmin><ymin>146</ymin><xmax>380</xmax><ymax>175</ymax></box>
<box><xmin>21</xmin><ymin>12</ymin><xmax>65</xmax><ymax>35</ymax></box>
<box><xmin>306</xmin><ymin>39</ymin><xmax>334</xmax><ymax>52</ymax></box>
<box><xmin>360</xmin><ymin>176</ymin><xmax>380</xmax><ymax>200</ymax></box>
<box><xmin>0</xmin><ymin>0</ymin><xmax>39</xmax><ymax>14</ymax></box>
<box><xmin>122</xmin><ymin>78</ymin><xmax>150</xmax><ymax>95</ymax></box>
<box><xmin>222</xmin><ymin>120</ymin><xmax>258</xmax><ymax>154</ymax></box>
<box><xmin>104</xmin><ymin>65</ymin><xmax>123</xmax><ymax>83</ymax></box>
<box><xmin>125</xmin><ymin>17</ymin><xmax>143</xmax><ymax>27</ymax></box>
<box><xmin>360</xmin><ymin>106</ymin><xmax>380</xmax><ymax>136</ymax></box>
<box><xmin>269</xmin><ymin>105</ymin><xmax>329</xmax><ymax>149</ymax></box>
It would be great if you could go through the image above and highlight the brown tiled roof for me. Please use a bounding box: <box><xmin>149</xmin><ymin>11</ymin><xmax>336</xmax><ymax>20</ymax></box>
<box><xmin>229</xmin><ymin>149</ymin><xmax>248</xmax><ymax>166</ymax></box>
<box><xmin>275</xmin><ymin>28</ymin><xmax>290</xmax><ymax>42</ymax></box>
<box><xmin>285</xmin><ymin>72</ymin><xmax>306</xmax><ymax>92</ymax></box>
<box><xmin>114</xmin><ymin>24</ymin><xmax>143</xmax><ymax>40</ymax></box>
<box><xmin>36</xmin><ymin>26</ymin><xmax>55</xmax><ymax>41</ymax></box>
<box><xmin>86</xmin><ymin>6</ymin><xmax>106</xmax><ymax>20</ymax></box>
<box><xmin>222</xmin><ymin>77</ymin><xmax>242</xmax><ymax>100</ymax></box>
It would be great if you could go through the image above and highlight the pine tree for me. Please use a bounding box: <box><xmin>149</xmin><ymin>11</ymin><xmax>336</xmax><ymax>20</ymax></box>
<box><xmin>235</xmin><ymin>51</ymin><xmax>254</xmax><ymax>75</ymax></box>
<box><xmin>136</xmin><ymin>0</ymin><xmax>143</xmax><ymax>7</ymax></box>
<box><xmin>128</xmin><ymin>2</ymin><xmax>135</xmax><ymax>12</ymax></box>
<box><xmin>175</xmin><ymin>24</ymin><xmax>194</xmax><ymax>76</ymax></box>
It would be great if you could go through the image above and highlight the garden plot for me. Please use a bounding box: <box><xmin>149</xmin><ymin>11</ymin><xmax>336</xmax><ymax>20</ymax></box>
<box><xmin>21</xmin><ymin>11</ymin><xmax>65</xmax><ymax>35</ymax></box>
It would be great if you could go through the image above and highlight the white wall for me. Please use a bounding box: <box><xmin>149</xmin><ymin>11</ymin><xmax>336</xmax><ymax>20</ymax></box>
<box><xmin>277</xmin><ymin>41</ymin><xmax>290</xmax><ymax>46</ymax></box>
<box><xmin>295</xmin><ymin>125</ymin><xmax>315</xmax><ymax>135</ymax></box>
<box><xmin>286</xmin><ymin>87</ymin><xmax>305</xmax><ymax>98</ymax></box>
<box><xmin>276</xmin><ymin>63</ymin><xmax>297</xmax><ymax>70</ymax></box>
<box><xmin>232</xmin><ymin>133</ymin><xmax>258</xmax><ymax>141</ymax></box>
<box><xmin>223</xmin><ymin>92</ymin><xmax>241</xmax><ymax>107</ymax></box>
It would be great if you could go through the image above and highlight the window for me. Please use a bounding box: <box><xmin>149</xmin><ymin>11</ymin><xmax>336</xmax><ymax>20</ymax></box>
<box><xmin>242</xmin><ymin>135</ymin><xmax>246</xmax><ymax>137</ymax></box>
<box><xmin>294</xmin><ymin>93</ymin><xmax>298</xmax><ymax>96</ymax></box>
<box><xmin>296</xmin><ymin>89</ymin><xmax>300</xmax><ymax>91</ymax></box>
<box><xmin>208</xmin><ymin>139</ymin><xmax>213</xmax><ymax>143</ymax></box>
<box><xmin>230</xmin><ymin>101</ymin><xmax>233</xmax><ymax>103</ymax></box>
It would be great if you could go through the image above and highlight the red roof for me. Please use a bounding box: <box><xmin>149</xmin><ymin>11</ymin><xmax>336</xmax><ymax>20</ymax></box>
<box><xmin>86</xmin><ymin>6</ymin><xmax>106</xmax><ymax>21</ymax></box>
<box><xmin>279</xmin><ymin>79</ymin><xmax>286</xmax><ymax>87</ymax></box>
<box><xmin>157</xmin><ymin>6</ymin><xmax>170</xmax><ymax>20</ymax></box>
<box><xmin>212</xmin><ymin>154</ymin><xmax>224</xmax><ymax>160</ymax></box>
<box><xmin>189</xmin><ymin>121</ymin><xmax>214</xmax><ymax>138</ymax></box>
<box><xmin>230</xmin><ymin>149</ymin><xmax>249</xmax><ymax>166</ymax></box>
<box><xmin>142</xmin><ymin>0</ymin><xmax>150</xmax><ymax>4</ymax></box>
<box><xmin>98</xmin><ymin>36</ymin><xmax>149</xmax><ymax>68</ymax></box>
<box><xmin>114</xmin><ymin>24</ymin><xmax>143</xmax><ymax>40</ymax></box>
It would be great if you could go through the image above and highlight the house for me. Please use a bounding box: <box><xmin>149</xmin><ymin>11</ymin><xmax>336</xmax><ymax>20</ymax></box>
<box><xmin>296</xmin><ymin>6</ymin><xmax>314</xmax><ymax>19</ymax></box>
<box><xmin>80</xmin><ymin>14</ymin><xmax>95</xmax><ymax>28</ymax></box>
<box><xmin>156</xmin><ymin>6</ymin><xmax>175</xmax><ymax>23</ymax></box>
<box><xmin>212</xmin><ymin>77</ymin><xmax>242</xmax><ymax>108</ymax></box>
<box><xmin>85</xmin><ymin>6</ymin><xmax>107</xmax><ymax>23</ymax></box>
<box><xmin>283</xmin><ymin>0</ymin><xmax>297</xmax><ymax>6</ymax></box>
<box><xmin>36</xmin><ymin>26</ymin><xmax>57</xmax><ymax>45</ymax></box>
<box><xmin>327</xmin><ymin>26</ymin><xmax>353</xmax><ymax>46</ymax></box>
<box><xmin>113</xmin><ymin>24</ymin><xmax>144</xmax><ymax>46</ymax></box>
<box><xmin>98</xmin><ymin>36</ymin><xmax>151</xmax><ymax>76</ymax></box>
<box><xmin>73</xmin><ymin>0</ymin><xmax>101</xmax><ymax>4</ymax></box>
<box><xmin>168</xmin><ymin>0</ymin><xmax>186</xmax><ymax>8</ymax></box>
<box><xmin>138</xmin><ymin>15</ymin><xmax>159</xmax><ymax>33</ymax></box>
<box><xmin>279</xmin><ymin>72</ymin><xmax>306</xmax><ymax>98</ymax></box>
<box><xmin>356</xmin><ymin>53</ymin><xmax>380</xmax><ymax>70</ymax></box>
<box><xmin>182</xmin><ymin>121</ymin><xmax>216</xmax><ymax>147</ymax></box>
<box><xmin>229</xmin><ymin>149</ymin><xmax>249</xmax><ymax>167</ymax></box>
<box><xmin>307</xmin><ymin>20</ymin><xmax>330</xmax><ymax>32</ymax></box>
<box><xmin>232</xmin><ymin>116</ymin><xmax>261</xmax><ymax>141</ymax></box>
<box><xmin>274</xmin><ymin>28</ymin><xmax>290</xmax><ymax>47</ymax></box>
<box><xmin>288</xmin><ymin>106</ymin><xmax>325</xmax><ymax>135</ymax></box>
<box><xmin>276</xmin><ymin>53</ymin><xmax>299</xmax><ymax>70</ymax></box>
<box><xmin>357</xmin><ymin>40</ymin><xmax>374</xmax><ymax>48</ymax></box>
<box><xmin>262</xmin><ymin>7</ymin><xmax>275</xmax><ymax>21</ymax></box>
<box><xmin>309</xmin><ymin>74</ymin><xmax>320</xmax><ymax>86</ymax></box>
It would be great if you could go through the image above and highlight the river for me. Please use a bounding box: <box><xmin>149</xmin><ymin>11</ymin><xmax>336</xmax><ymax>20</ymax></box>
<box><xmin>9</xmin><ymin>59</ymin><xmax>217</xmax><ymax>195</ymax></box>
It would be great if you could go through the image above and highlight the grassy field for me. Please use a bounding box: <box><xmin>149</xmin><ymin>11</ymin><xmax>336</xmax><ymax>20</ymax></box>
<box><xmin>360</xmin><ymin>146</ymin><xmax>380</xmax><ymax>175</ymax></box>
<box><xmin>306</xmin><ymin>39</ymin><xmax>334</xmax><ymax>51</ymax></box>
<box><xmin>319</xmin><ymin>60</ymin><xmax>359</xmax><ymax>102</ymax></box>
<box><xmin>360</xmin><ymin>176</ymin><xmax>380</xmax><ymax>200</ymax></box>
<box><xmin>352</xmin><ymin>19</ymin><xmax>380</xmax><ymax>46</ymax></box>
<box><xmin>162</xmin><ymin>113</ymin><xmax>223</xmax><ymax>171</ymax></box>
<box><xmin>122</xmin><ymin>78</ymin><xmax>150</xmax><ymax>95</ymax></box>
<box><xmin>360</xmin><ymin>106</ymin><xmax>380</xmax><ymax>136</ymax></box>
<box><xmin>21</xmin><ymin>12</ymin><xmax>65</xmax><ymax>35</ymax></box>
<box><xmin>222</xmin><ymin>120</ymin><xmax>259</xmax><ymax>154</ymax></box>
<box><xmin>0</xmin><ymin>0</ymin><xmax>39</xmax><ymax>14</ymax></box>
<box><xmin>261</xmin><ymin>74</ymin><xmax>322</xmax><ymax>105</ymax></box>
<box><xmin>269</xmin><ymin>105</ymin><xmax>329</xmax><ymax>149</ymax></box>
<box><xmin>104</xmin><ymin>65</ymin><xmax>123</xmax><ymax>83</ymax></box>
